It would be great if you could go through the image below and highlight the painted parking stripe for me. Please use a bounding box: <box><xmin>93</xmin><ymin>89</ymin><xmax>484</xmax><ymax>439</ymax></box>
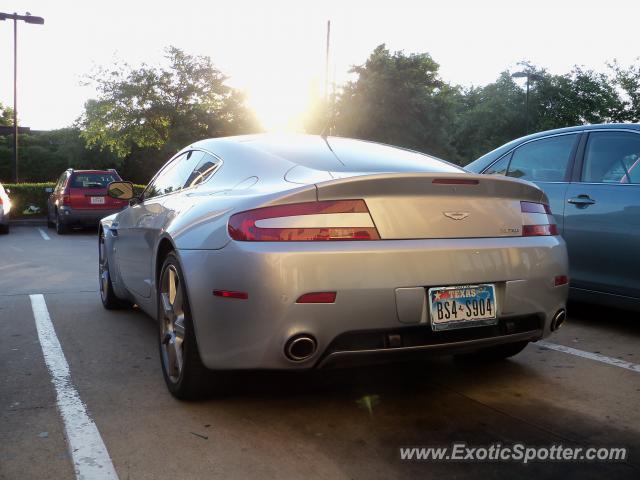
<box><xmin>37</xmin><ymin>228</ymin><xmax>50</xmax><ymax>240</ymax></box>
<box><xmin>29</xmin><ymin>294</ymin><xmax>119</xmax><ymax>480</ymax></box>
<box><xmin>538</xmin><ymin>340</ymin><xmax>640</xmax><ymax>374</ymax></box>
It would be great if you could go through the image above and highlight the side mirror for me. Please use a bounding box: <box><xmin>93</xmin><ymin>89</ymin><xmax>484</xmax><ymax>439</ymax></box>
<box><xmin>44</xmin><ymin>187</ymin><xmax>53</xmax><ymax>194</ymax></box>
<box><xmin>107</xmin><ymin>181</ymin><xmax>135</xmax><ymax>200</ymax></box>
<box><xmin>5</xmin><ymin>188</ymin><xmax>10</xmax><ymax>194</ymax></box>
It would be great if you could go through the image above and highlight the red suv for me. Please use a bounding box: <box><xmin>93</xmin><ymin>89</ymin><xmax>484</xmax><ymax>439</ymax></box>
<box><xmin>47</xmin><ymin>169</ymin><xmax>129</xmax><ymax>234</ymax></box>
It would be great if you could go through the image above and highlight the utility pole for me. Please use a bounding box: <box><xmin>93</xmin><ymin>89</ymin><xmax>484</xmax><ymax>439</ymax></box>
<box><xmin>0</xmin><ymin>12</ymin><xmax>45</xmax><ymax>183</ymax></box>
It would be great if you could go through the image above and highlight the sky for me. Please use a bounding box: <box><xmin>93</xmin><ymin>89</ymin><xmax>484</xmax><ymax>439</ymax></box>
<box><xmin>1</xmin><ymin>0</ymin><xmax>639</xmax><ymax>131</ymax></box>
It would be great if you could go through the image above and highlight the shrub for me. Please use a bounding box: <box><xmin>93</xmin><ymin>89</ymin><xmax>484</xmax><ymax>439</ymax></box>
<box><xmin>3</xmin><ymin>183</ymin><xmax>54</xmax><ymax>218</ymax></box>
<box><xmin>4</xmin><ymin>182</ymin><xmax>147</xmax><ymax>218</ymax></box>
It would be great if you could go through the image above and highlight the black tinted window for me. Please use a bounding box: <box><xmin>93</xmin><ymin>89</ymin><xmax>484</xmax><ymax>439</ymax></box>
<box><xmin>145</xmin><ymin>152</ymin><xmax>198</xmax><ymax>199</ymax></box>
<box><xmin>70</xmin><ymin>173</ymin><xmax>118</xmax><ymax>188</ymax></box>
<box><xmin>583</xmin><ymin>131</ymin><xmax>640</xmax><ymax>184</ymax></box>
<box><xmin>184</xmin><ymin>152</ymin><xmax>220</xmax><ymax>189</ymax></box>
<box><xmin>507</xmin><ymin>134</ymin><xmax>578</xmax><ymax>182</ymax></box>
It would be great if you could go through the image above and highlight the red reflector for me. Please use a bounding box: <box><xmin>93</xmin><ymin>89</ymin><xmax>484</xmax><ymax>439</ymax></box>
<box><xmin>296</xmin><ymin>292</ymin><xmax>337</xmax><ymax>303</ymax></box>
<box><xmin>432</xmin><ymin>178</ymin><xmax>479</xmax><ymax>185</ymax></box>
<box><xmin>521</xmin><ymin>201</ymin><xmax>552</xmax><ymax>214</ymax></box>
<box><xmin>212</xmin><ymin>290</ymin><xmax>248</xmax><ymax>300</ymax></box>
<box><xmin>554</xmin><ymin>275</ymin><xmax>569</xmax><ymax>286</ymax></box>
<box><xmin>522</xmin><ymin>224</ymin><xmax>558</xmax><ymax>236</ymax></box>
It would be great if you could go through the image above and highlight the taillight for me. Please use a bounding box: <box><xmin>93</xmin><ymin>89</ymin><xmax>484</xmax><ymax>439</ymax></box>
<box><xmin>521</xmin><ymin>201</ymin><xmax>557</xmax><ymax>236</ymax></box>
<box><xmin>228</xmin><ymin>200</ymin><xmax>380</xmax><ymax>241</ymax></box>
<box><xmin>61</xmin><ymin>194</ymin><xmax>71</xmax><ymax>206</ymax></box>
<box><xmin>523</xmin><ymin>224</ymin><xmax>559</xmax><ymax>236</ymax></box>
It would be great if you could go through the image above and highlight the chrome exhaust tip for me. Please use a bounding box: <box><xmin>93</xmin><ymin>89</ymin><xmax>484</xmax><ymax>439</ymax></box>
<box><xmin>551</xmin><ymin>309</ymin><xmax>567</xmax><ymax>331</ymax></box>
<box><xmin>284</xmin><ymin>334</ymin><xmax>317</xmax><ymax>362</ymax></box>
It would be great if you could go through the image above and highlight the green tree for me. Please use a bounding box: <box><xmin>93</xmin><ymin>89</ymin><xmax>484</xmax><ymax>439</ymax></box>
<box><xmin>533</xmin><ymin>67</ymin><xmax>623</xmax><ymax>130</ymax></box>
<box><xmin>452</xmin><ymin>72</ymin><xmax>526</xmax><ymax>162</ymax></box>
<box><xmin>333</xmin><ymin>44</ymin><xmax>459</xmax><ymax>160</ymax></box>
<box><xmin>609</xmin><ymin>60</ymin><xmax>640</xmax><ymax>122</ymax></box>
<box><xmin>79</xmin><ymin>46</ymin><xmax>261</xmax><ymax>160</ymax></box>
<box><xmin>0</xmin><ymin>102</ymin><xmax>13</xmax><ymax>126</ymax></box>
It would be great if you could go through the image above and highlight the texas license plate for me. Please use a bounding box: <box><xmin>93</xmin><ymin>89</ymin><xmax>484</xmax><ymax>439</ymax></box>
<box><xmin>428</xmin><ymin>284</ymin><xmax>497</xmax><ymax>331</ymax></box>
<box><xmin>90</xmin><ymin>196</ymin><xmax>105</xmax><ymax>204</ymax></box>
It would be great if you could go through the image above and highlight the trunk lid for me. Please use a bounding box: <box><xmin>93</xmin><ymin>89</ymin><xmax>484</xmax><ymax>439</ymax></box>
<box><xmin>315</xmin><ymin>172</ymin><xmax>548</xmax><ymax>239</ymax></box>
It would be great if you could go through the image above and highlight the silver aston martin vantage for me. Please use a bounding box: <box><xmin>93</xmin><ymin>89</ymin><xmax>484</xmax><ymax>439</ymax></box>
<box><xmin>99</xmin><ymin>134</ymin><xmax>569</xmax><ymax>399</ymax></box>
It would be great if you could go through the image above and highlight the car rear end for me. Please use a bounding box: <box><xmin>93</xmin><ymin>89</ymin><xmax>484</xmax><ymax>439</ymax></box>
<box><xmin>179</xmin><ymin>173</ymin><xmax>568</xmax><ymax>371</ymax></box>
<box><xmin>58</xmin><ymin>171</ymin><xmax>129</xmax><ymax>228</ymax></box>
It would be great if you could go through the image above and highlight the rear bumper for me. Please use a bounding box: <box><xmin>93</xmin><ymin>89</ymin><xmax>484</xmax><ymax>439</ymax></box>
<box><xmin>58</xmin><ymin>207</ymin><xmax>124</xmax><ymax>227</ymax></box>
<box><xmin>178</xmin><ymin>236</ymin><xmax>569</xmax><ymax>370</ymax></box>
<box><xmin>318</xmin><ymin>329</ymin><xmax>542</xmax><ymax>368</ymax></box>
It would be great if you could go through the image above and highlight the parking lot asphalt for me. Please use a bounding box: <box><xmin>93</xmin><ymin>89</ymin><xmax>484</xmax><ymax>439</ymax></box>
<box><xmin>1</xmin><ymin>226</ymin><xmax>639</xmax><ymax>479</ymax></box>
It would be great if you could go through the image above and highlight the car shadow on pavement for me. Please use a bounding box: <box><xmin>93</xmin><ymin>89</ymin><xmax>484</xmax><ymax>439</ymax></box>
<box><xmin>568</xmin><ymin>300</ymin><xmax>640</xmax><ymax>338</ymax></box>
<box><xmin>190</xmin><ymin>356</ymin><xmax>640</xmax><ymax>480</ymax></box>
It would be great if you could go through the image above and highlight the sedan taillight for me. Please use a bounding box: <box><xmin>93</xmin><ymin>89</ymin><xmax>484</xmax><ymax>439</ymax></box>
<box><xmin>228</xmin><ymin>200</ymin><xmax>380</xmax><ymax>241</ymax></box>
<box><xmin>521</xmin><ymin>201</ymin><xmax>558</xmax><ymax>236</ymax></box>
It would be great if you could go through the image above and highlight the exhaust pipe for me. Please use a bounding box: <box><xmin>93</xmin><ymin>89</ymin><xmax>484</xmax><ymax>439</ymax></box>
<box><xmin>285</xmin><ymin>334</ymin><xmax>317</xmax><ymax>362</ymax></box>
<box><xmin>551</xmin><ymin>309</ymin><xmax>567</xmax><ymax>331</ymax></box>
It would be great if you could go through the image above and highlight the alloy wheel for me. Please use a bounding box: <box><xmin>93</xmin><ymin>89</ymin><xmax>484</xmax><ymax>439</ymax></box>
<box><xmin>159</xmin><ymin>265</ymin><xmax>186</xmax><ymax>383</ymax></box>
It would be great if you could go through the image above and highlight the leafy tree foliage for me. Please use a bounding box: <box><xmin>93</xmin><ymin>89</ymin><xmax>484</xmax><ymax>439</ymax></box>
<box><xmin>0</xmin><ymin>103</ymin><xmax>13</xmax><ymax>126</ymax></box>
<box><xmin>334</xmin><ymin>45</ymin><xmax>458</xmax><ymax>160</ymax></box>
<box><xmin>79</xmin><ymin>46</ymin><xmax>260</xmax><ymax>160</ymax></box>
<box><xmin>331</xmin><ymin>48</ymin><xmax>640</xmax><ymax>164</ymax></box>
<box><xmin>4</xmin><ymin>47</ymin><xmax>640</xmax><ymax>183</ymax></box>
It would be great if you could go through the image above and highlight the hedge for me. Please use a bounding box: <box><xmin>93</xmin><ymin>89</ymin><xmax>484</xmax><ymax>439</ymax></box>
<box><xmin>4</xmin><ymin>182</ymin><xmax>147</xmax><ymax>218</ymax></box>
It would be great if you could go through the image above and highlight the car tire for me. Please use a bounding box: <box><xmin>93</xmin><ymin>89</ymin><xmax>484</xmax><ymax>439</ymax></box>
<box><xmin>99</xmin><ymin>229</ymin><xmax>130</xmax><ymax>310</ymax></box>
<box><xmin>0</xmin><ymin>224</ymin><xmax>9</xmax><ymax>234</ymax></box>
<box><xmin>458</xmin><ymin>341</ymin><xmax>529</xmax><ymax>361</ymax></box>
<box><xmin>47</xmin><ymin>211</ymin><xmax>55</xmax><ymax>228</ymax></box>
<box><xmin>158</xmin><ymin>252</ymin><xmax>222</xmax><ymax>400</ymax></box>
<box><xmin>55</xmin><ymin>212</ymin><xmax>67</xmax><ymax>234</ymax></box>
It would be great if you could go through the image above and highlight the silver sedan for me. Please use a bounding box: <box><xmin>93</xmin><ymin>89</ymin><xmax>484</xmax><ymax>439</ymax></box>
<box><xmin>98</xmin><ymin>134</ymin><xmax>569</xmax><ymax>399</ymax></box>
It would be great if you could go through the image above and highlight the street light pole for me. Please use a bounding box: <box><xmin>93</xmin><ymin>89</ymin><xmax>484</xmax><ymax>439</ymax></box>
<box><xmin>13</xmin><ymin>15</ymin><xmax>18</xmax><ymax>183</ymax></box>
<box><xmin>0</xmin><ymin>12</ymin><xmax>45</xmax><ymax>183</ymax></box>
<box><xmin>525</xmin><ymin>75</ymin><xmax>530</xmax><ymax>135</ymax></box>
<box><xmin>511</xmin><ymin>71</ymin><xmax>542</xmax><ymax>135</ymax></box>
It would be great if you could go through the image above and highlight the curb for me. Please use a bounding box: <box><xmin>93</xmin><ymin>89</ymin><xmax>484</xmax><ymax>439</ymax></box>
<box><xmin>10</xmin><ymin>217</ymin><xmax>48</xmax><ymax>226</ymax></box>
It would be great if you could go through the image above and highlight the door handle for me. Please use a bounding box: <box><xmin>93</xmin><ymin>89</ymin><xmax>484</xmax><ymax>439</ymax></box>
<box><xmin>568</xmin><ymin>195</ymin><xmax>596</xmax><ymax>206</ymax></box>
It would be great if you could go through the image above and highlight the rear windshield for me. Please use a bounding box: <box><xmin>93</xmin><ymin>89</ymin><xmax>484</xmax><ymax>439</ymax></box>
<box><xmin>245</xmin><ymin>135</ymin><xmax>462</xmax><ymax>174</ymax></box>
<box><xmin>70</xmin><ymin>173</ymin><xmax>118</xmax><ymax>188</ymax></box>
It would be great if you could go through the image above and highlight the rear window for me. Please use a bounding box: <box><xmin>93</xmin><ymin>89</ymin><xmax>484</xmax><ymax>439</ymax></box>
<box><xmin>70</xmin><ymin>173</ymin><xmax>119</xmax><ymax>188</ymax></box>
<box><xmin>246</xmin><ymin>135</ymin><xmax>462</xmax><ymax>174</ymax></box>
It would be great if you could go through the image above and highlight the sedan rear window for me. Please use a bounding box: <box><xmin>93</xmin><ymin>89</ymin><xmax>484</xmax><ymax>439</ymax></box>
<box><xmin>70</xmin><ymin>173</ymin><xmax>118</xmax><ymax>188</ymax></box>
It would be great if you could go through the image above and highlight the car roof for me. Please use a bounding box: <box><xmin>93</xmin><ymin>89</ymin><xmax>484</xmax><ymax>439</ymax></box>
<box><xmin>70</xmin><ymin>170</ymin><xmax>118</xmax><ymax>174</ymax></box>
<box><xmin>194</xmin><ymin>133</ymin><xmax>463</xmax><ymax>174</ymax></box>
<box><xmin>466</xmin><ymin>123</ymin><xmax>640</xmax><ymax>172</ymax></box>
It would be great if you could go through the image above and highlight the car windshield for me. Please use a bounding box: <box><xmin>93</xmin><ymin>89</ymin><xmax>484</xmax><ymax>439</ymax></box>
<box><xmin>70</xmin><ymin>173</ymin><xmax>118</xmax><ymax>188</ymax></box>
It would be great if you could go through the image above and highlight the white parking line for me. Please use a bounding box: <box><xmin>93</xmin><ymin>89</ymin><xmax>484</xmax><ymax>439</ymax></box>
<box><xmin>538</xmin><ymin>340</ymin><xmax>640</xmax><ymax>374</ymax></box>
<box><xmin>37</xmin><ymin>228</ymin><xmax>50</xmax><ymax>240</ymax></box>
<box><xmin>29</xmin><ymin>294</ymin><xmax>119</xmax><ymax>480</ymax></box>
